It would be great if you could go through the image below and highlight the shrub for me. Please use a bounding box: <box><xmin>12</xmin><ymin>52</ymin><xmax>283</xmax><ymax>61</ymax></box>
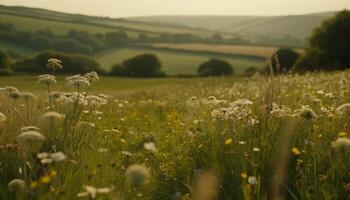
<box><xmin>110</xmin><ymin>54</ymin><xmax>164</xmax><ymax>77</ymax></box>
<box><xmin>267</xmin><ymin>48</ymin><xmax>300</xmax><ymax>74</ymax></box>
<box><xmin>14</xmin><ymin>51</ymin><xmax>102</xmax><ymax>74</ymax></box>
<box><xmin>0</xmin><ymin>50</ymin><xmax>13</xmax><ymax>75</ymax></box>
<box><xmin>31</xmin><ymin>35</ymin><xmax>53</xmax><ymax>50</ymax></box>
<box><xmin>197</xmin><ymin>58</ymin><xmax>233</xmax><ymax>77</ymax></box>
<box><xmin>294</xmin><ymin>10</ymin><xmax>350</xmax><ymax>72</ymax></box>
<box><xmin>53</xmin><ymin>39</ymin><xmax>92</xmax><ymax>54</ymax></box>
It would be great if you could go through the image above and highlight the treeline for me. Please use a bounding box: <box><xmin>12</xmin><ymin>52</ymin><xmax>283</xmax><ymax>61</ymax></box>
<box><xmin>0</xmin><ymin>22</ymin><xmax>251</xmax><ymax>55</ymax></box>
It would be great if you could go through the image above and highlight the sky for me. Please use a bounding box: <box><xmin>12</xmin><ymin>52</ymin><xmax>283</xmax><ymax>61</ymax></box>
<box><xmin>1</xmin><ymin>0</ymin><xmax>349</xmax><ymax>18</ymax></box>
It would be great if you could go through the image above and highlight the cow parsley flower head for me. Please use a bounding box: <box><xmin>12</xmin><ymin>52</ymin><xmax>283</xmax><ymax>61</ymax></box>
<box><xmin>0</xmin><ymin>112</ymin><xmax>6</xmax><ymax>122</ymax></box>
<box><xmin>37</xmin><ymin>151</ymin><xmax>66</xmax><ymax>164</ymax></box>
<box><xmin>66</xmin><ymin>75</ymin><xmax>90</xmax><ymax>89</ymax></box>
<box><xmin>47</xmin><ymin>58</ymin><xmax>63</xmax><ymax>71</ymax></box>
<box><xmin>248</xmin><ymin>176</ymin><xmax>258</xmax><ymax>185</ymax></box>
<box><xmin>17</xmin><ymin>131</ymin><xmax>44</xmax><ymax>144</ymax></box>
<box><xmin>125</xmin><ymin>164</ymin><xmax>150</xmax><ymax>187</ymax></box>
<box><xmin>8</xmin><ymin>179</ymin><xmax>26</xmax><ymax>192</ymax></box>
<box><xmin>144</xmin><ymin>142</ymin><xmax>157</xmax><ymax>152</ymax></box>
<box><xmin>41</xmin><ymin>111</ymin><xmax>65</xmax><ymax>121</ymax></box>
<box><xmin>293</xmin><ymin>107</ymin><xmax>318</xmax><ymax>119</ymax></box>
<box><xmin>77</xmin><ymin>185</ymin><xmax>113</xmax><ymax>199</ymax></box>
<box><xmin>332</xmin><ymin>137</ymin><xmax>350</xmax><ymax>151</ymax></box>
<box><xmin>84</xmin><ymin>71</ymin><xmax>99</xmax><ymax>84</ymax></box>
<box><xmin>21</xmin><ymin>92</ymin><xmax>37</xmax><ymax>101</ymax></box>
<box><xmin>37</xmin><ymin>74</ymin><xmax>57</xmax><ymax>85</ymax></box>
<box><xmin>21</xmin><ymin>126</ymin><xmax>41</xmax><ymax>132</ymax></box>
<box><xmin>4</xmin><ymin>86</ymin><xmax>21</xmax><ymax>99</ymax></box>
<box><xmin>335</xmin><ymin>103</ymin><xmax>350</xmax><ymax>116</ymax></box>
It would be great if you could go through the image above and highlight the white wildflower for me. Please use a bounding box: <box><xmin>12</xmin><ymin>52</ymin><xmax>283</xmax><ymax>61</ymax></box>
<box><xmin>0</xmin><ymin>112</ymin><xmax>6</xmax><ymax>122</ymax></box>
<box><xmin>47</xmin><ymin>58</ymin><xmax>63</xmax><ymax>71</ymax></box>
<box><xmin>21</xmin><ymin>126</ymin><xmax>40</xmax><ymax>132</ymax></box>
<box><xmin>144</xmin><ymin>142</ymin><xmax>157</xmax><ymax>152</ymax></box>
<box><xmin>332</xmin><ymin>137</ymin><xmax>350</xmax><ymax>151</ymax></box>
<box><xmin>17</xmin><ymin>131</ymin><xmax>44</xmax><ymax>144</ymax></box>
<box><xmin>41</xmin><ymin>111</ymin><xmax>65</xmax><ymax>121</ymax></box>
<box><xmin>248</xmin><ymin>176</ymin><xmax>258</xmax><ymax>185</ymax></box>
<box><xmin>8</xmin><ymin>179</ymin><xmax>26</xmax><ymax>192</ymax></box>
<box><xmin>335</xmin><ymin>103</ymin><xmax>350</xmax><ymax>116</ymax></box>
<box><xmin>84</xmin><ymin>71</ymin><xmax>99</xmax><ymax>84</ymax></box>
<box><xmin>37</xmin><ymin>74</ymin><xmax>57</xmax><ymax>85</ymax></box>
<box><xmin>77</xmin><ymin>185</ymin><xmax>113</xmax><ymax>199</ymax></box>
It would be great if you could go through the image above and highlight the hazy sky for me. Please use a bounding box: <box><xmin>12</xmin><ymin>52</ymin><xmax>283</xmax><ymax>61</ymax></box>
<box><xmin>1</xmin><ymin>0</ymin><xmax>349</xmax><ymax>17</ymax></box>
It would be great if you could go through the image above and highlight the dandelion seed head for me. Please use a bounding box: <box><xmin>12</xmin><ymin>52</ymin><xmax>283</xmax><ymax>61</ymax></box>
<box><xmin>332</xmin><ymin>137</ymin><xmax>350</xmax><ymax>151</ymax></box>
<box><xmin>125</xmin><ymin>164</ymin><xmax>150</xmax><ymax>187</ymax></box>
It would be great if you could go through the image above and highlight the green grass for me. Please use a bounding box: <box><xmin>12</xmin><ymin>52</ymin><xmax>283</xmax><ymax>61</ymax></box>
<box><xmin>94</xmin><ymin>47</ymin><xmax>265</xmax><ymax>75</ymax></box>
<box><xmin>0</xmin><ymin>71</ymin><xmax>350</xmax><ymax>199</ymax></box>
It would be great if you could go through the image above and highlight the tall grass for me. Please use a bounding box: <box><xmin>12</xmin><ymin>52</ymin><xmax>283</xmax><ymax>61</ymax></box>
<box><xmin>0</xmin><ymin>61</ymin><xmax>350</xmax><ymax>199</ymax></box>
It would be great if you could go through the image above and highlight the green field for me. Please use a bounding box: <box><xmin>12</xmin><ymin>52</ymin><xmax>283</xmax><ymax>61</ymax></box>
<box><xmin>95</xmin><ymin>47</ymin><xmax>265</xmax><ymax>75</ymax></box>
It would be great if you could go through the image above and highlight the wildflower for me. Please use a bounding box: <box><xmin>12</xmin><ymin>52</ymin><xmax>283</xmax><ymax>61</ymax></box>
<box><xmin>293</xmin><ymin>107</ymin><xmax>318</xmax><ymax>119</ymax></box>
<box><xmin>292</xmin><ymin>147</ymin><xmax>301</xmax><ymax>155</ymax></box>
<box><xmin>4</xmin><ymin>86</ymin><xmax>21</xmax><ymax>99</ymax></box>
<box><xmin>47</xmin><ymin>58</ymin><xmax>63</xmax><ymax>71</ymax></box>
<box><xmin>125</xmin><ymin>164</ymin><xmax>150</xmax><ymax>187</ymax></box>
<box><xmin>77</xmin><ymin>185</ymin><xmax>113</xmax><ymax>199</ymax></box>
<box><xmin>21</xmin><ymin>126</ymin><xmax>40</xmax><ymax>132</ymax></box>
<box><xmin>17</xmin><ymin>131</ymin><xmax>44</xmax><ymax>144</ymax></box>
<box><xmin>40</xmin><ymin>175</ymin><xmax>51</xmax><ymax>184</ymax></box>
<box><xmin>230</xmin><ymin>99</ymin><xmax>253</xmax><ymax>107</ymax></box>
<box><xmin>332</xmin><ymin>137</ymin><xmax>350</xmax><ymax>151</ymax></box>
<box><xmin>339</xmin><ymin>132</ymin><xmax>347</xmax><ymax>137</ymax></box>
<box><xmin>30</xmin><ymin>181</ymin><xmax>39</xmax><ymax>189</ymax></box>
<box><xmin>41</xmin><ymin>111</ymin><xmax>65</xmax><ymax>121</ymax></box>
<box><xmin>225</xmin><ymin>138</ymin><xmax>233</xmax><ymax>145</ymax></box>
<box><xmin>8</xmin><ymin>179</ymin><xmax>26</xmax><ymax>192</ymax></box>
<box><xmin>37</xmin><ymin>152</ymin><xmax>66</xmax><ymax>164</ymax></box>
<box><xmin>84</xmin><ymin>71</ymin><xmax>99</xmax><ymax>83</ymax></box>
<box><xmin>248</xmin><ymin>176</ymin><xmax>258</xmax><ymax>185</ymax></box>
<box><xmin>238</xmin><ymin>141</ymin><xmax>247</xmax><ymax>145</ymax></box>
<box><xmin>122</xmin><ymin>151</ymin><xmax>132</xmax><ymax>156</ymax></box>
<box><xmin>37</xmin><ymin>74</ymin><xmax>57</xmax><ymax>85</ymax></box>
<box><xmin>335</xmin><ymin>103</ymin><xmax>350</xmax><ymax>116</ymax></box>
<box><xmin>21</xmin><ymin>92</ymin><xmax>37</xmax><ymax>101</ymax></box>
<box><xmin>240</xmin><ymin>173</ymin><xmax>247</xmax><ymax>179</ymax></box>
<box><xmin>66</xmin><ymin>75</ymin><xmax>90</xmax><ymax>89</ymax></box>
<box><xmin>144</xmin><ymin>142</ymin><xmax>157</xmax><ymax>152</ymax></box>
<box><xmin>0</xmin><ymin>112</ymin><xmax>6</xmax><ymax>122</ymax></box>
<box><xmin>253</xmin><ymin>147</ymin><xmax>260</xmax><ymax>152</ymax></box>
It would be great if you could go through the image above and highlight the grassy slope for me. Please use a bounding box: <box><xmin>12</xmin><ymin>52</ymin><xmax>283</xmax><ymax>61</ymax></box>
<box><xmin>129</xmin><ymin>12</ymin><xmax>336</xmax><ymax>39</ymax></box>
<box><xmin>94</xmin><ymin>47</ymin><xmax>265</xmax><ymax>75</ymax></box>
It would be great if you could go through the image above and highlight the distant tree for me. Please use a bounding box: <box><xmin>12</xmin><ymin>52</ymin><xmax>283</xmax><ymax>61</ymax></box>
<box><xmin>294</xmin><ymin>10</ymin><xmax>350</xmax><ymax>72</ymax></box>
<box><xmin>14</xmin><ymin>51</ymin><xmax>102</xmax><ymax>74</ymax></box>
<box><xmin>52</xmin><ymin>38</ymin><xmax>92</xmax><ymax>54</ymax></box>
<box><xmin>31</xmin><ymin>35</ymin><xmax>53</xmax><ymax>50</ymax></box>
<box><xmin>110</xmin><ymin>54</ymin><xmax>164</xmax><ymax>77</ymax></box>
<box><xmin>0</xmin><ymin>50</ymin><xmax>13</xmax><ymax>75</ymax></box>
<box><xmin>105</xmin><ymin>31</ymin><xmax>128</xmax><ymax>46</ymax></box>
<box><xmin>197</xmin><ymin>58</ymin><xmax>233</xmax><ymax>77</ymax></box>
<box><xmin>267</xmin><ymin>48</ymin><xmax>300</xmax><ymax>74</ymax></box>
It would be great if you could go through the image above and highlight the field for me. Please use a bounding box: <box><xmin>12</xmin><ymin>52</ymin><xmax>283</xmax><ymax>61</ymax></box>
<box><xmin>1</xmin><ymin>70</ymin><xmax>350</xmax><ymax>199</ymax></box>
<box><xmin>94</xmin><ymin>47</ymin><xmax>266</xmax><ymax>75</ymax></box>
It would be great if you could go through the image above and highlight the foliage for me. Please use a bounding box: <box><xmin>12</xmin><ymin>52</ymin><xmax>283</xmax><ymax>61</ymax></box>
<box><xmin>14</xmin><ymin>51</ymin><xmax>102</xmax><ymax>74</ymax></box>
<box><xmin>0</xmin><ymin>49</ymin><xmax>13</xmax><ymax>75</ymax></box>
<box><xmin>294</xmin><ymin>10</ymin><xmax>350</xmax><ymax>72</ymax></box>
<box><xmin>110</xmin><ymin>53</ymin><xmax>164</xmax><ymax>77</ymax></box>
<box><xmin>197</xmin><ymin>58</ymin><xmax>234</xmax><ymax>76</ymax></box>
<box><xmin>267</xmin><ymin>48</ymin><xmax>300</xmax><ymax>74</ymax></box>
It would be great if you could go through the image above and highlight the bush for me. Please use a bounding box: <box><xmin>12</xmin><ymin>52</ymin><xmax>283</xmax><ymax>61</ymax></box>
<box><xmin>0</xmin><ymin>50</ymin><xmax>13</xmax><ymax>75</ymax></box>
<box><xmin>267</xmin><ymin>48</ymin><xmax>300</xmax><ymax>74</ymax></box>
<box><xmin>110</xmin><ymin>54</ymin><xmax>164</xmax><ymax>77</ymax></box>
<box><xmin>105</xmin><ymin>31</ymin><xmax>128</xmax><ymax>47</ymax></box>
<box><xmin>31</xmin><ymin>35</ymin><xmax>53</xmax><ymax>50</ymax></box>
<box><xmin>197</xmin><ymin>58</ymin><xmax>233</xmax><ymax>77</ymax></box>
<box><xmin>294</xmin><ymin>10</ymin><xmax>350</xmax><ymax>72</ymax></box>
<box><xmin>14</xmin><ymin>51</ymin><xmax>102</xmax><ymax>74</ymax></box>
<box><xmin>53</xmin><ymin>39</ymin><xmax>92</xmax><ymax>54</ymax></box>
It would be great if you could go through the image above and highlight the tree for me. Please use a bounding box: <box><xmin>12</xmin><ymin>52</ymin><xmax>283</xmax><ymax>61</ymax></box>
<box><xmin>197</xmin><ymin>58</ymin><xmax>233</xmax><ymax>77</ymax></box>
<box><xmin>294</xmin><ymin>10</ymin><xmax>350</xmax><ymax>72</ymax></box>
<box><xmin>110</xmin><ymin>54</ymin><xmax>164</xmax><ymax>77</ymax></box>
<box><xmin>268</xmin><ymin>48</ymin><xmax>300</xmax><ymax>74</ymax></box>
<box><xmin>0</xmin><ymin>50</ymin><xmax>13</xmax><ymax>75</ymax></box>
<box><xmin>105</xmin><ymin>31</ymin><xmax>128</xmax><ymax>46</ymax></box>
<box><xmin>31</xmin><ymin>35</ymin><xmax>53</xmax><ymax>50</ymax></box>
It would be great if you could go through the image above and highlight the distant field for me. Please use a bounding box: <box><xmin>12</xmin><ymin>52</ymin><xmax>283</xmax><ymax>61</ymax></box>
<box><xmin>0</xmin><ymin>13</ymin><xmax>143</xmax><ymax>37</ymax></box>
<box><xmin>94</xmin><ymin>47</ymin><xmax>265</xmax><ymax>75</ymax></box>
<box><xmin>152</xmin><ymin>43</ymin><xmax>304</xmax><ymax>58</ymax></box>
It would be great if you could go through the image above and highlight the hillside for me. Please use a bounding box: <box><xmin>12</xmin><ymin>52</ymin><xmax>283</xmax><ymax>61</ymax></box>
<box><xmin>129</xmin><ymin>12</ymin><xmax>337</xmax><ymax>41</ymax></box>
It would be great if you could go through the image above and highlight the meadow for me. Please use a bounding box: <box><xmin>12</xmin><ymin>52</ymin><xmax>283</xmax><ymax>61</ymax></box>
<box><xmin>1</xmin><ymin>63</ymin><xmax>350</xmax><ymax>199</ymax></box>
<box><xmin>94</xmin><ymin>47</ymin><xmax>265</xmax><ymax>75</ymax></box>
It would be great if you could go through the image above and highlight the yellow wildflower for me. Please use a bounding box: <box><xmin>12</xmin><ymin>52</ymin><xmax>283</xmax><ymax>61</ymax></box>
<box><xmin>292</xmin><ymin>147</ymin><xmax>301</xmax><ymax>155</ymax></box>
<box><xmin>225</xmin><ymin>138</ymin><xmax>233</xmax><ymax>145</ymax></box>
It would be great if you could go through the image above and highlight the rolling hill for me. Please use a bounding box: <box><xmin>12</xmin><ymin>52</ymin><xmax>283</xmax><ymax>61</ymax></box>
<box><xmin>129</xmin><ymin>12</ymin><xmax>337</xmax><ymax>41</ymax></box>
